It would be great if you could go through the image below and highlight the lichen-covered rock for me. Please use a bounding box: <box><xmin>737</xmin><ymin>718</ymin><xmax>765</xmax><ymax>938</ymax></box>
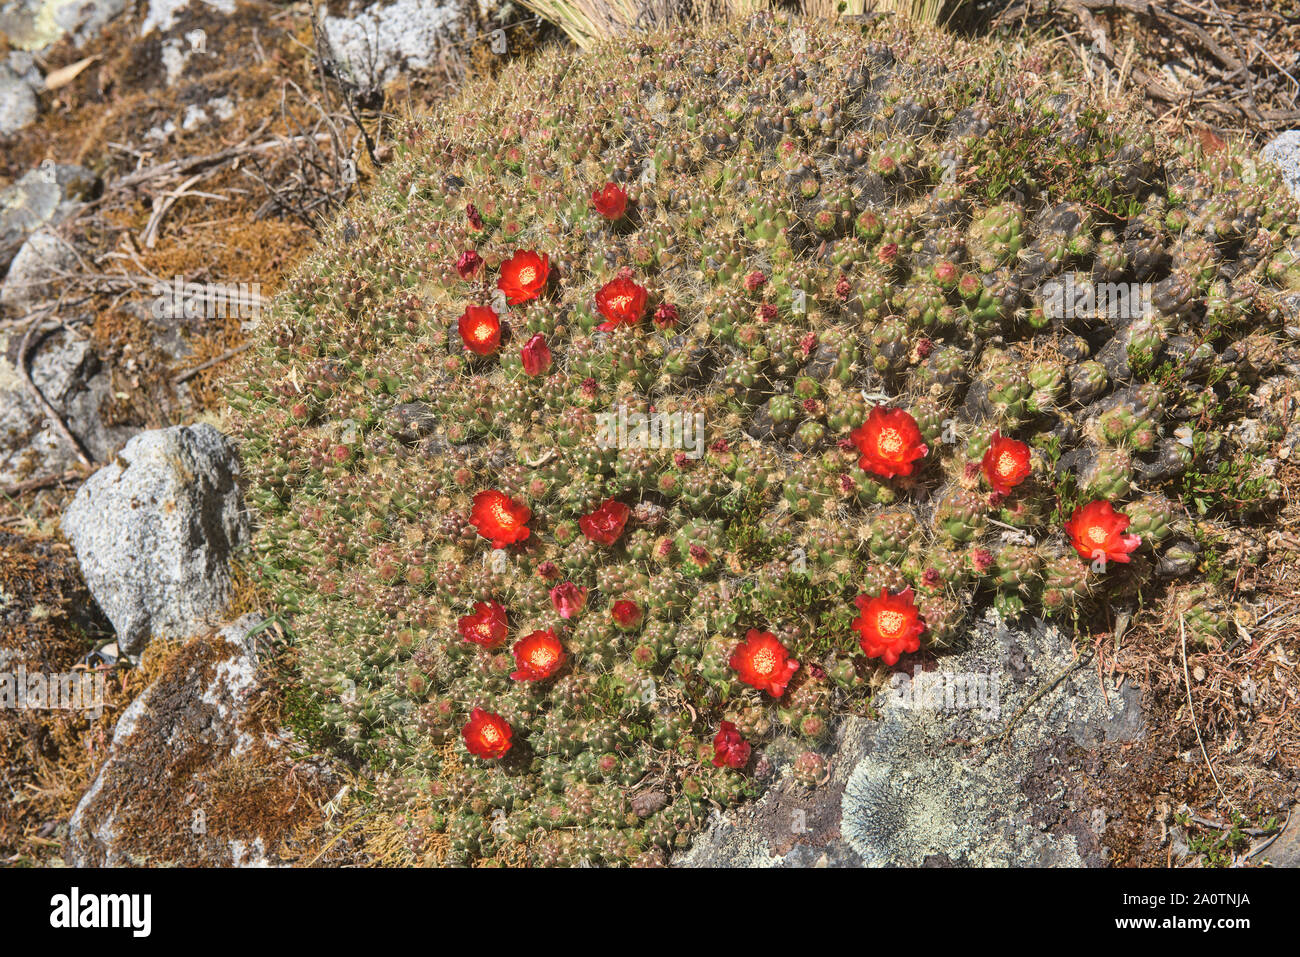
<box><xmin>61</xmin><ymin>424</ymin><xmax>249</xmax><ymax>659</ymax></box>
<box><xmin>1263</xmin><ymin>130</ymin><xmax>1300</xmax><ymax>200</ymax></box>
<box><xmin>65</xmin><ymin>615</ymin><xmax>333</xmax><ymax>866</ymax></box>
<box><xmin>0</xmin><ymin>163</ymin><xmax>98</xmax><ymax>273</ymax></box>
<box><xmin>0</xmin><ymin>0</ymin><xmax>127</xmax><ymax>52</ymax></box>
<box><xmin>677</xmin><ymin>610</ymin><xmax>1142</xmax><ymax>867</ymax></box>
<box><xmin>1</xmin><ymin>229</ymin><xmax>76</xmax><ymax>313</ymax></box>
<box><xmin>0</xmin><ymin>58</ymin><xmax>39</xmax><ymax>136</ymax></box>
<box><xmin>322</xmin><ymin>0</ymin><xmax>466</xmax><ymax>93</ymax></box>
<box><xmin>0</xmin><ymin>325</ymin><xmax>134</xmax><ymax>484</ymax></box>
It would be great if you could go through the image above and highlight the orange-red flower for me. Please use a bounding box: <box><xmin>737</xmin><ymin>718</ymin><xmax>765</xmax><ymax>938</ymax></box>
<box><xmin>730</xmin><ymin>629</ymin><xmax>799</xmax><ymax>698</ymax></box>
<box><xmin>550</xmin><ymin>581</ymin><xmax>587</xmax><ymax>619</ymax></box>
<box><xmin>712</xmin><ymin>721</ymin><xmax>752</xmax><ymax>769</ymax></box>
<box><xmin>510</xmin><ymin>629</ymin><xmax>566</xmax><ymax>681</ymax></box>
<box><xmin>458</xmin><ymin>305</ymin><xmax>501</xmax><ymax>355</ymax></box>
<box><xmin>851</xmin><ymin>406</ymin><xmax>928</xmax><ymax>479</ymax></box>
<box><xmin>458</xmin><ymin>600</ymin><xmax>508</xmax><ymax>649</ymax></box>
<box><xmin>469</xmin><ymin>489</ymin><xmax>531</xmax><ymax>548</ymax></box>
<box><xmin>498</xmin><ymin>249</ymin><xmax>550</xmax><ymax>305</ymax></box>
<box><xmin>611</xmin><ymin>600</ymin><xmax>642</xmax><ymax>629</ymax></box>
<box><xmin>462</xmin><ymin>707</ymin><xmax>512</xmax><ymax>759</ymax></box>
<box><xmin>1064</xmin><ymin>500</ymin><xmax>1142</xmax><ymax>565</ymax></box>
<box><xmin>853</xmin><ymin>587</ymin><xmax>925</xmax><ymax>666</ymax></box>
<box><xmin>519</xmin><ymin>333</ymin><xmax>552</xmax><ymax>376</ymax></box>
<box><xmin>981</xmin><ymin>431</ymin><xmax>1032</xmax><ymax>495</ymax></box>
<box><xmin>591</xmin><ymin>182</ymin><xmax>628</xmax><ymax>220</ymax></box>
<box><xmin>595</xmin><ymin>276</ymin><xmax>649</xmax><ymax>330</ymax></box>
<box><xmin>579</xmin><ymin>498</ymin><xmax>630</xmax><ymax>545</ymax></box>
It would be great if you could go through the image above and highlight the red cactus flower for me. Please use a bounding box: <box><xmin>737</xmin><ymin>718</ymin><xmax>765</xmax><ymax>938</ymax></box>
<box><xmin>712</xmin><ymin>721</ymin><xmax>752</xmax><ymax>770</ymax></box>
<box><xmin>853</xmin><ymin>587</ymin><xmax>925</xmax><ymax>666</ymax></box>
<box><xmin>579</xmin><ymin>498</ymin><xmax>630</xmax><ymax>545</ymax></box>
<box><xmin>510</xmin><ymin>629</ymin><xmax>566</xmax><ymax>681</ymax></box>
<box><xmin>455</xmin><ymin>249</ymin><xmax>483</xmax><ymax>279</ymax></box>
<box><xmin>652</xmin><ymin>302</ymin><xmax>679</xmax><ymax>329</ymax></box>
<box><xmin>1065</xmin><ymin>500</ymin><xmax>1142</xmax><ymax>565</ymax></box>
<box><xmin>469</xmin><ymin>489</ymin><xmax>531</xmax><ymax>548</ymax></box>
<box><xmin>520</xmin><ymin>333</ymin><xmax>552</xmax><ymax>376</ymax></box>
<box><xmin>465</xmin><ymin>203</ymin><xmax>484</xmax><ymax>231</ymax></box>
<box><xmin>982</xmin><ymin>431</ymin><xmax>1032</xmax><ymax>495</ymax></box>
<box><xmin>550</xmin><ymin>581</ymin><xmax>587</xmax><ymax>619</ymax></box>
<box><xmin>591</xmin><ymin>182</ymin><xmax>629</xmax><ymax>220</ymax></box>
<box><xmin>458</xmin><ymin>305</ymin><xmax>501</xmax><ymax>355</ymax></box>
<box><xmin>611</xmin><ymin>600</ymin><xmax>642</xmax><ymax>629</ymax></box>
<box><xmin>851</xmin><ymin>406</ymin><xmax>928</xmax><ymax>479</ymax></box>
<box><xmin>458</xmin><ymin>600</ymin><xmax>508</xmax><ymax>649</ymax></box>
<box><xmin>730</xmin><ymin>629</ymin><xmax>799</xmax><ymax>698</ymax></box>
<box><xmin>462</xmin><ymin>707</ymin><xmax>511</xmax><ymax>759</ymax></box>
<box><xmin>498</xmin><ymin>249</ymin><xmax>550</xmax><ymax>305</ymax></box>
<box><xmin>595</xmin><ymin>276</ymin><xmax>649</xmax><ymax>330</ymax></box>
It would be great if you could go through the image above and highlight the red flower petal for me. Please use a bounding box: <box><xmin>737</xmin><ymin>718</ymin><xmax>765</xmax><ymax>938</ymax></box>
<box><xmin>462</xmin><ymin>707</ymin><xmax>512</xmax><ymax>759</ymax></box>
<box><xmin>850</xmin><ymin>406</ymin><xmax>928</xmax><ymax>478</ymax></box>
<box><xmin>853</xmin><ymin>587</ymin><xmax>925</xmax><ymax>666</ymax></box>
<box><xmin>981</xmin><ymin>431</ymin><xmax>1032</xmax><ymax>495</ymax></box>
<box><xmin>498</xmin><ymin>250</ymin><xmax>550</xmax><ymax>305</ymax></box>
<box><xmin>510</xmin><ymin>629</ymin><xmax>566</xmax><ymax>681</ymax></box>
<box><xmin>595</xmin><ymin>276</ymin><xmax>648</xmax><ymax>330</ymax></box>
<box><xmin>591</xmin><ymin>182</ymin><xmax>628</xmax><ymax>221</ymax></box>
<box><xmin>729</xmin><ymin>629</ymin><xmax>799</xmax><ymax>698</ymax></box>
<box><xmin>469</xmin><ymin>490</ymin><xmax>531</xmax><ymax>548</ymax></box>
<box><xmin>458</xmin><ymin>305</ymin><xmax>501</xmax><ymax>355</ymax></box>
<box><xmin>1064</xmin><ymin>500</ymin><xmax>1141</xmax><ymax>565</ymax></box>
<box><xmin>458</xmin><ymin>600</ymin><xmax>508</xmax><ymax>649</ymax></box>
<box><xmin>579</xmin><ymin>498</ymin><xmax>630</xmax><ymax>545</ymax></box>
<box><xmin>520</xmin><ymin>333</ymin><xmax>552</xmax><ymax>376</ymax></box>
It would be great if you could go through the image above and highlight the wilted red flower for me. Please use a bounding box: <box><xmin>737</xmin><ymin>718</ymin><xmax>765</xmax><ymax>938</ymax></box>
<box><xmin>743</xmin><ymin>270</ymin><xmax>767</xmax><ymax>292</ymax></box>
<box><xmin>520</xmin><ymin>333</ymin><xmax>552</xmax><ymax>376</ymax></box>
<box><xmin>982</xmin><ymin>431</ymin><xmax>1032</xmax><ymax>495</ymax></box>
<box><xmin>469</xmin><ymin>489</ymin><xmax>531</xmax><ymax>548</ymax></box>
<box><xmin>498</xmin><ymin>249</ymin><xmax>550</xmax><ymax>305</ymax></box>
<box><xmin>730</xmin><ymin>629</ymin><xmax>799</xmax><ymax>698</ymax></box>
<box><xmin>579</xmin><ymin>498</ymin><xmax>630</xmax><ymax>545</ymax></box>
<box><xmin>458</xmin><ymin>600</ymin><xmax>508</xmax><ymax>649</ymax></box>
<box><xmin>462</xmin><ymin>707</ymin><xmax>511</xmax><ymax>759</ymax></box>
<box><xmin>591</xmin><ymin>182</ymin><xmax>628</xmax><ymax>220</ymax></box>
<box><xmin>465</xmin><ymin>204</ymin><xmax>484</xmax><ymax>231</ymax></box>
<box><xmin>595</xmin><ymin>276</ymin><xmax>649</xmax><ymax>330</ymax></box>
<box><xmin>712</xmin><ymin>721</ymin><xmax>752</xmax><ymax>770</ymax></box>
<box><xmin>455</xmin><ymin>249</ymin><xmax>483</xmax><ymax>279</ymax></box>
<box><xmin>652</xmin><ymin>302</ymin><xmax>679</xmax><ymax>329</ymax></box>
<box><xmin>611</xmin><ymin>600</ymin><xmax>642</xmax><ymax>629</ymax></box>
<box><xmin>510</xmin><ymin>629</ymin><xmax>566</xmax><ymax>681</ymax></box>
<box><xmin>550</xmin><ymin>581</ymin><xmax>587</xmax><ymax>619</ymax></box>
<box><xmin>853</xmin><ymin>587</ymin><xmax>925</xmax><ymax>666</ymax></box>
<box><xmin>850</xmin><ymin>406</ymin><xmax>928</xmax><ymax>479</ymax></box>
<box><xmin>458</xmin><ymin>305</ymin><xmax>501</xmax><ymax>355</ymax></box>
<box><xmin>1065</xmin><ymin>500</ymin><xmax>1141</xmax><ymax>565</ymax></box>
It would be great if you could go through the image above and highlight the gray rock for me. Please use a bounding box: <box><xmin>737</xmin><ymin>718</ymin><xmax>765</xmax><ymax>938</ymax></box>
<box><xmin>65</xmin><ymin>615</ymin><xmax>326</xmax><ymax>866</ymax></box>
<box><xmin>61</xmin><ymin>424</ymin><xmax>250</xmax><ymax>659</ymax></box>
<box><xmin>1262</xmin><ymin>130</ymin><xmax>1300</xmax><ymax>199</ymax></box>
<box><xmin>322</xmin><ymin>0</ymin><xmax>465</xmax><ymax>93</ymax></box>
<box><xmin>1</xmin><ymin>228</ymin><xmax>75</xmax><ymax>313</ymax></box>
<box><xmin>0</xmin><ymin>0</ymin><xmax>127</xmax><ymax>52</ymax></box>
<box><xmin>676</xmin><ymin>609</ymin><xmax>1144</xmax><ymax>868</ymax></box>
<box><xmin>0</xmin><ymin>62</ymin><xmax>38</xmax><ymax>135</ymax></box>
<box><xmin>0</xmin><ymin>325</ymin><xmax>134</xmax><ymax>484</ymax></box>
<box><xmin>0</xmin><ymin>163</ymin><xmax>98</xmax><ymax>272</ymax></box>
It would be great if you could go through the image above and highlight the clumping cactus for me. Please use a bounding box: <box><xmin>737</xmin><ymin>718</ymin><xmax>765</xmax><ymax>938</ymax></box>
<box><xmin>230</xmin><ymin>13</ymin><xmax>1295</xmax><ymax>865</ymax></box>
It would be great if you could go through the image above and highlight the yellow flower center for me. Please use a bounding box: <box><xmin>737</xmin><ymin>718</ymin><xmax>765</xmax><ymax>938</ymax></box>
<box><xmin>472</xmin><ymin>322</ymin><xmax>493</xmax><ymax>342</ymax></box>
<box><xmin>609</xmin><ymin>294</ymin><xmax>634</xmax><ymax>312</ymax></box>
<box><xmin>877</xmin><ymin>427</ymin><xmax>904</xmax><ymax>457</ymax></box>
<box><xmin>1086</xmin><ymin>525</ymin><xmax>1109</xmax><ymax>545</ymax></box>
<box><xmin>528</xmin><ymin>645</ymin><xmax>558</xmax><ymax>669</ymax></box>
<box><xmin>877</xmin><ymin>609</ymin><xmax>906</xmax><ymax>637</ymax></box>
<box><xmin>517</xmin><ymin>266</ymin><xmax>537</xmax><ymax>286</ymax></box>
<box><xmin>750</xmin><ymin>647</ymin><xmax>777</xmax><ymax>676</ymax></box>
<box><xmin>480</xmin><ymin>724</ymin><xmax>501</xmax><ymax>744</ymax></box>
<box><xmin>997</xmin><ymin>452</ymin><xmax>1019</xmax><ymax>478</ymax></box>
<box><xmin>490</xmin><ymin>501</ymin><xmax>519</xmax><ymax>528</ymax></box>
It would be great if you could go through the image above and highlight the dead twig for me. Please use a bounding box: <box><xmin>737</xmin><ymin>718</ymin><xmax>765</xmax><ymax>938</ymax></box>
<box><xmin>15</xmin><ymin>314</ymin><xmax>93</xmax><ymax>468</ymax></box>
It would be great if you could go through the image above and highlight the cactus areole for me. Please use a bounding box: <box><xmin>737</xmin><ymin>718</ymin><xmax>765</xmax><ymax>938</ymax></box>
<box><xmin>232</xmin><ymin>14</ymin><xmax>1295</xmax><ymax>864</ymax></box>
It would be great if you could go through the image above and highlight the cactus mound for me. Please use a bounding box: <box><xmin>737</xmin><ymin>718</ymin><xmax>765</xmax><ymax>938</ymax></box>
<box><xmin>231</xmin><ymin>13</ymin><xmax>1297</xmax><ymax>866</ymax></box>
